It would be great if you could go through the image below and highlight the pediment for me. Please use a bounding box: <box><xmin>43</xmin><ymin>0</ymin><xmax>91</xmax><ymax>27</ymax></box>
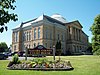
<box><xmin>73</xmin><ymin>20</ymin><xmax>83</xmax><ymax>28</ymax></box>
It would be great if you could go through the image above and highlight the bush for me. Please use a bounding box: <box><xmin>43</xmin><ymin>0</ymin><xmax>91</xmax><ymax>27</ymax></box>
<box><xmin>7</xmin><ymin>54</ymin><xmax>21</xmax><ymax>67</ymax></box>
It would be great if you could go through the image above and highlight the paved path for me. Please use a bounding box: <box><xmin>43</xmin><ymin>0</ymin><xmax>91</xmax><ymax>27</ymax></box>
<box><xmin>7</xmin><ymin>56</ymin><xmax>34</xmax><ymax>61</ymax></box>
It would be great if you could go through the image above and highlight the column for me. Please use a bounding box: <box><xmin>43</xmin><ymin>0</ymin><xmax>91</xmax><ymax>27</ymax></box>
<box><xmin>80</xmin><ymin>30</ymin><xmax>81</xmax><ymax>41</ymax></box>
<box><xmin>78</xmin><ymin>29</ymin><xmax>79</xmax><ymax>41</ymax></box>
<box><xmin>75</xmin><ymin>28</ymin><xmax>76</xmax><ymax>40</ymax></box>
<box><xmin>73</xmin><ymin>27</ymin><xmax>75</xmax><ymax>40</ymax></box>
<box><xmin>76</xmin><ymin>29</ymin><xmax>78</xmax><ymax>41</ymax></box>
<box><xmin>79</xmin><ymin>30</ymin><xmax>80</xmax><ymax>41</ymax></box>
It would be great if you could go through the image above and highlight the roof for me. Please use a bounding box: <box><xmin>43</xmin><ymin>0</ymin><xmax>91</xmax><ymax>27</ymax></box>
<box><xmin>14</xmin><ymin>14</ymin><xmax>67</xmax><ymax>29</ymax></box>
<box><xmin>65</xmin><ymin>20</ymin><xmax>83</xmax><ymax>28</ymax></box>
<box><xmin>14</xmin><ymin>15</ymin><xmax>44</xmax><ymax>29</ymax></box>
<box><xmin>14</xmin><ymin>18</ymin><xmax>37</xmax><ymax>28</ymax></box>
<box><xmin>44</xmin><ymin>15</ymin><xmax>65</xmax><ymax>26</ymax></box>
<box><xmin>51</xmin><ymin>14</ymin><xmax>67</xmax><ymax>23</ymax></box>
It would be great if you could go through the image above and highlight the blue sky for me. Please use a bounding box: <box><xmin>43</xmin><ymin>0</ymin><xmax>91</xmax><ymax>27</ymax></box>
<box><xmin>0</xmin><ymin>0</ymin><xmax>100</xmax><ymax>47</ymax></box>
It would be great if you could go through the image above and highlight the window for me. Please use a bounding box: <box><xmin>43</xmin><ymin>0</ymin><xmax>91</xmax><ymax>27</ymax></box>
<box><xmin>16</xmin><ymin>32</ymin><xmax>18</xmax><ymax>42</ymax></box>
<box><xmin>29</xmin><ymin>32</ymin><xmax>31</xmax><ymax>41</ymax></box>
<box><xmin>50</xmin><ymin>32</ymin><xmax>52</xmax><ymax>39</ymax></box>
<box><xmin>27</xmin><ymin>32</ymin><xmax>28</xmax><ymax>41</ymax></box>
<box><xmin>34</xmin><ymin>43</ymin><xmax>36</xmax><ymax>48</ymax></box>
<box><xmin>24</xmin><ymin>32</ymin><xmax>26</xmax><ymax>41</ymax></box>
<box><xmin>50</xmin><ymin>43</ymin><xmax>52</xmax><ymax>48</ymax></box>
<box><xmin>68</xmin><ymin>26</ymin><xmax>70</xmax><ymax>32</ymax></box>
<box><xmin>61</xmin><ymin>34</ymin><xmax>64</xmax><ymax>41</ymax></box>
<box><xmin>38</xmin><ymin>27</ymin><xmax>40</xmax><ymax>39</ymax></box>
<box><xmin>58</xmin><ymin>34</ymin><xmax>59</xmax><ymax>40</ymax></box>
<box><xmin>46</xmin><ymin>30</ymin><xmax>48</xmax><ymax>39</ymax></box>
<box><xmin>29</xmin><ymin>44</ymin><xmax>30</xmax><ymax>48</ymax></box>
<box><xmin>45</xmin><ymin>43</ymin><xmax>47</xmax><ymax>48</ymax></box>
<box><xmin>61</xmin><ymin>35</ymin><xmax>63</xmax><ymax>41</ymax></box>
<box><xmin>14</xmin><ymin>45</ymin><xmax>16</xmax><ymax>50</ymax></box>
<box><xmin>34</xmin><ymin>28</ymin><xmax>36</xmax><ymax>39</ymax></box>
<box><xmin>14</xmin><ymin>32</ymin><xmax>18</xmax><ymax>42</ymax></box>
<box><xmin>38</xmin><ymin>42</ymin><xmax>40</xmax><ymax>46</ymax></box>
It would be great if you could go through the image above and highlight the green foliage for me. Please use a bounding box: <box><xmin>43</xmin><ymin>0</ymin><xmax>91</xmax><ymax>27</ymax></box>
<box><xmin>56</xmin><ymin>41</ymin><xmax>61</xmax><ymax>50</ymax></box>
<box><xmin>90</xmin><ymin>14</ymin><xmax>100</xmax><ymax>55</ymax></box>
<box><xmin>0</xmin><ymin>0</ymin><xmax>18</xmax><ymax>33</ymax></box>
<box><xmin>0</xmin><ymin>42</ymin><xmax>8</xmax><ymax>52</ymax></box>
<box><xmin>32</xmin><ymin>58</ymin><xmax>47</xmax><ymax>64</ymax></box>
<box><xmin>12</xmin><ymin>54</ymin><xmax>20</xmax><ymax>64</ymax></box>
<box><xmin>56</xmin><ymin>41</ymin><xmax>62</xmax><ymax>55</ymax></box>
<box><xmin>86</xmin><ymin>42</ymin><xmax>93</xmax><ymax>53</ymax></box>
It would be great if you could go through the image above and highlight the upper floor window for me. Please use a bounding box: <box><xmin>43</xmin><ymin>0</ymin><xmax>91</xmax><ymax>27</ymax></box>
<box><xmin>34</xmin><ymin>28</ymin><xmax>36</xmax><ymax>39</ymax></box>
<box><xmin>58</xmin><ymin>34</ymin><xmax>59</xmax><ymax>40</ymax></box>
<box><xmin>38</xmin><ymin>27</ymin><xmax>40</xmax><ymax>39</ymax></box>
<box><xmin>23</xmin><ymin>32</ymin><xmax>25</xmax><ymax>41</ymax></box>
<box><xmin>29</xmin><ymin>31</ymin><xmax>31</xmax><ymax>41</ymax></box>
<box><xmin>50</xmin><ymin>32</ymin><xmax>52</xmax><ymax>39</ymax></box>
<box><xmin>14</xmin><ymin>32</ymin><xmax>18</xmax><ymax>42</ymax></box>
<box><xmin>46</xmin><ymin>30</ymin><xmax>48</xmax><ymax>39</ymax></box>
<box><xmin>68</xmin><ymin>26</ymin><xmax>70</xmax><ymax>32</ymax></box>
<box><xmin>27</xmin><ymin>32</ymin><xmax>29</xmax><ymax>41</ymax></box>
<box><xmin>61</xmin><ymin>35</ymin><xmax>63</xmax><ymax>41</ymax></box>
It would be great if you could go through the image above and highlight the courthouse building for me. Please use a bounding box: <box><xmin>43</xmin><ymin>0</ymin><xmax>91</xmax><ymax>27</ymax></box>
<box><xmin>12</xmin><ymin>14</ymin><xmax>88</xmax><ymax>55</ymax></box>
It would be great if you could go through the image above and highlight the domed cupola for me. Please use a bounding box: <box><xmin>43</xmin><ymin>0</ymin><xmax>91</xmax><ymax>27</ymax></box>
<box><xmin>51</xmin><ymin>13</ymin><xmax>67</xmax><ymax>23</ymax></box>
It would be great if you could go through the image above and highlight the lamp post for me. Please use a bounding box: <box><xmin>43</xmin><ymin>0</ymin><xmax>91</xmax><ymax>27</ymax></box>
<box><xmin>53</xmin><ymin>45</ymin><xmax>55</xmax><ymax>61</ymax></box>
<box><xmin>53</xmin><ymin>45</ymin><xmax>56</xmax><ymax>68</ymax></box>
<box><xmin>25</xmin><ymin>47</ymin><xmax>28</xmax><ymax>61</ymax></box>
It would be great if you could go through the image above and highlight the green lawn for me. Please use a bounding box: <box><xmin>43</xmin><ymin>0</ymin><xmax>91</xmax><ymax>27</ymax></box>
<box><xmin>0</xmin><ymin>55</ymin><xmax>100</xmax><ymax>75</ymax></box>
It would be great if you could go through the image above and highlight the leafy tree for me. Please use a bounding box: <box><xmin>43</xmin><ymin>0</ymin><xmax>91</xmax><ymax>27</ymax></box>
<box><xmin>56</xmin><ymin>41</ymin><xmax>62</xmax><ymax>61</ymax></box>
<box><xmin>0</xmin><ymin>0</ymin><xmax>18</xmax><ymax>33</ymax></box>
<box><xmin>0</xmin><ymin>42</ymin><xmax>8</xmax><ymax>52</ymax></box>
<box><xmin>90</xmin><ymin>14</ymin><xmax>100</xmax><ymax>55</ymax></box>
<box><xmin>87</xmin><ymin>42</ymin><xmax>93</xmax><ymax>54</ymax></box>
<box><xmin>56</xmin><ymin>41</ymin><xmax>62</xmax><ymax>55</ymax></box>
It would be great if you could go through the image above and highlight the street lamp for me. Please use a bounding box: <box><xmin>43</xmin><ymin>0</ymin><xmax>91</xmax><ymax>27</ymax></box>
<box><xmin>53</xmin><ymin>45</ymin><xmax>56</xmax><ymax>68</ymax></box>
<box><xmin>53</xmin><ymin>45</ymin><xmax>55</xmax><ymax>61</ymax></box>
<box><xmin>25</xmin><ymin>47</ymin><xmax>28</xmax><ymax>61</ymax></box>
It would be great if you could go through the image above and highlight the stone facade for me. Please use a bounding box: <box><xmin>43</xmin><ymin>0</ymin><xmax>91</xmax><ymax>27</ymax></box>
<box><xmin>12</xmin><ymin>14</ymin><xmax>88</xmax><ymax>55</ymax></box>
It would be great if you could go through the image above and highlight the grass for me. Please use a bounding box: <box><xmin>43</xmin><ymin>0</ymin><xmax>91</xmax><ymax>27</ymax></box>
<box><xmin>0</xmin><ymin>55</ymin><xmax>100</xmax><ymax>75</ymax></box>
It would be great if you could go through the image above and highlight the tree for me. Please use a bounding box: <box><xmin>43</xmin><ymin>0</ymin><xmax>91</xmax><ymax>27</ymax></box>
<box><xmin>56</xmin><ymin>41</ymin><xmax>62</xmax><ymax>61</ymax></box>
<box><xmin>0</xmin><ymin>0</ymin><xmax>18</xmax><ymax>33</ymax></box>
<box><xmin>86</xmin><ymin>42</ymin><xmax>93</xmax><ymax>54</ymax></box>
<box><xmin>0</xmin><ymin>42</ymin><xmax>8</xmax><ymax>52</ymax></box>
<box><xmin>90</xmin><ymin>14</ymin><xmax>100</xmax><ymax>55</ymax></box>
<box><xmin>56</xmin><ymin>41</ymin><xmax>62</xmax><ymax>55</ymax></box>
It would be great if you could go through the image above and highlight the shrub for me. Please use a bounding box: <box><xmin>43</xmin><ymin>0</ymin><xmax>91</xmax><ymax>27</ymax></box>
<box><xmin>7</xmin><ymin>54</ymin><xmax>21</xmax><ymax>67</ymax></box>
